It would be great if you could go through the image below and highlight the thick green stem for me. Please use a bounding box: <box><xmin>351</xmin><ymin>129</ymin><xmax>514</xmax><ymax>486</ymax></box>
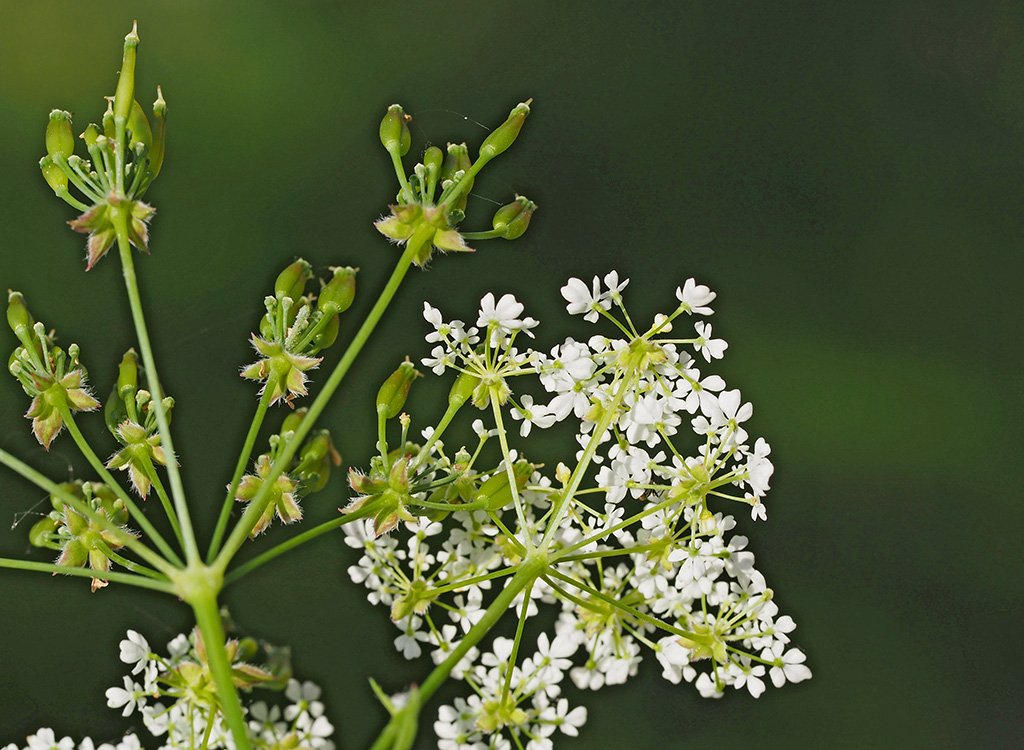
<box><xmin>190</xmin><ymin>591</ymin><xmax>251</xmax><ymax>750</ymax></box>
<box><xmin>59</xmin><ymin>404</ymin><xmax>184</xmax><ymax>567</ymax></box>
<box><xmin>114</xmin><ymin>212</ymin><xmax>201</xmax><ymax>565</ymax></box>
<box><xmin>0</xmin><ymin>555</ymin><xmax>173</xmax><ymax>593</ymax></box>
<box><xmin>207</xmin><ymin>378</ymin><xmax>277</xmax><ymax>561</ymax></box>
<box><xmin>369</xmin><ymin>557</ymin><xmax>546</xmax><ymax>749</ymax></box>
<box><xmin>214</xmin><ymin>238</ymin><xmax>424</xmax><ymax>573</ymax></box>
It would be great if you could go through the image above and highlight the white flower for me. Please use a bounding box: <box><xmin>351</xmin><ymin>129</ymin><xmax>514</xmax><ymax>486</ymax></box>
<box><xmin>105</xmin><ymin>676</ymin><xmax>139</xmax><ymax>717</ymax></box>
<box><xmin>26</xmin><ymin>730</ymin><xmax>73</xmax><ymax>750</ymax></box>
<box><xmin>765</xmin><ymin>646</ymin><xmax>812</xmax><ymax>687</ymax></box>
<box><xmin>675</xmin><ymin>278</ymin><xmax>716</xmax><ymax>315</ymax></box>
<box><xmin>693</xmin><ymin>321</ymin><xmax>728</xmax><ymax>362</ymax></box>
<box><xmin>560</xmin><ymin>277</ymin><xmax>606</xmax><ymax>322</ymax></box>
<box><xmin>511</xmin><ymin>395</ymin><xmax>556</xmax><ymax>437</ymax></box>
<box><xmin>118</xmin><ymin>630</ymin><xmax>150</xmax><ymax>675</ymax></box>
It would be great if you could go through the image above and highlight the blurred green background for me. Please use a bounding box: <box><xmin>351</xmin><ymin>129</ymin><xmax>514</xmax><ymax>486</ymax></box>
<box><xmin>1</xmin><ymin>1</ymin><xmax>1021</xmax><ymax>747</ymax></box>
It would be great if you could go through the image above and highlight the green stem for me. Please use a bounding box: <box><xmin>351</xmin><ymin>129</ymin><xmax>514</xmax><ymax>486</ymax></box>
<box><xmin>368</xmin><ymin>557</ymin><xmax>546</xmax><ymax>748</ymax></box>
<box><xmin>0</xmin><ymin>448</ymin><xmax>174</xmax><ymax>576</ymax></box>
<box><xmin>388</xmin><ymin>149</ymin><xmax>414</xmax><ymax>202</ymax></box>
<box><xmin>427</xmin><ymin>565</ymin><xmax>517</xmax><ymax>596</ymax></box>
<box><xmin>552</xmin><ymin>494</ymin><xmax>681</xmax><ymax>561</ymax></box>
<box><xmin>501</xmin><ymin>578</ymin><xmax>534</xmax><ymax>703</ymax></box>
<box><xmin>545</xmin><ymin>568</ymin><xmax>709</xmax><ymax>645</ymax></box>
<box><xmin>410</xmin><ymin>397</ymin><xmax>465</xmax><ymax>472</ymax></box>
<box><xmin>114</xmin><ymin>213</ymin><xmax>201</xmax><ymax>565</ymax></box>
<box><xmin>0</xmin><ymin>556</ymin><xmax>173</xmax><ymax>593</ymax></box>
<box><xmin>95</xmin><ymin>541</ymin><xmax>165</xmax><ymax>580</ymax></box>
<box><xmin>207</xmin><ymin>378</ymin><xmax>277</xmax><ymax>561</ymax></box>
<box><xmin>55</xmin><ymin>188</ymin><xmax>91</xmax><ymax>212</ymax></box>
<box><xmin>539</xmin><ymin>368</ymin><xmax>635</xmax><ymax>550</ymax></box>
<box><xmin>190</xmin><ymin>591</ymin><xmax>251</xmax><ymax>750</ymax></box>
<box><xmin>214</xmin><ymin>237</ymin><xmax>424</xmax><ymax>573</ymax></box>
<box><xmin>222</xmin><ymin>500</ymin><xmax>382</xmax><ymax>586</ymax></box>
<box><xmin>460</xmin><ymin>228</ymin><xmax>504</xmax><ymax>241</ymax></box>
<box><xmin>142</xmin><ymin>458</ymin><xmax>186</xmax><ymax>551</ymax></box>
<box><xmin>58</xmin><ymin>404</ymin><xmax>183</xmax><ymax>567</ymax></box>
<box><xmin>490</xmin><ymin>396</ymin><xmax>533</xmax><ymax>552</ymax></box>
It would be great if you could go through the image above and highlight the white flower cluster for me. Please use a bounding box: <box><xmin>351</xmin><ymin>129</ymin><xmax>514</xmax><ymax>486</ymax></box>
<box><xmin>4</xmin><ymin>630</ymin><xmax>335</xmax><ymax>750</ymax></box>
<box><xmin>345</xmin><ymin>272</ymin><xmax>810</xmax><ymax>749</ymax></box>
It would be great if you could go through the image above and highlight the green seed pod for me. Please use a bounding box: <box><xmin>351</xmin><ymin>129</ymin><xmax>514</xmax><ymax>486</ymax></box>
<box><xmin>128</xmin><ymin>100</ymin><xmax>153</xmax><ymax>150</ymax></box>
<box><xmin>274</xmin><ymin>259</ymin><xmax>313</xmax><ymax>301</ymax></box>
<box><xmin>39</xmin><ymin>156</ymin><xmax>69</xmax><ymax>194</ymax></box>
<box><xmin>259</xmin><ymin>314</ymin><xmax>274</xmax><ymax>340</ymax></box>
<box><xmin>492</xmin><ymin>195</ymin><xmax>537</xmax><ymax>240</ymax></box>
<box><xmin>6</xmin><ymin>291</ymin><xmax>33</xmax><ymax>335</ymax></box>
<box><xmin>113</xmin><ymin>22</ymin><xmax>140</xmax><ymax>123</ymax></box>
<box><xmin>28</xmin><ymin>516</ymin><xmax>58</xmax><ymax>547</ymax></box>
<box><xmin>442</xmin><ymin>143</ymin><xmax>473</xmax><ymax>211</ymax></box>
<box><xmin>280</xmin><ymin>407</ymin><xmax>308</xmax><ymax>436</ymax></box>
<box><xmin>476</xmin><ymin>461</ymin><xmax>533</xmax><ymax>511</ymax></box>
<box><xmin>423</xmin><ymin>146</ymin><xmax>443</xmax><ymax>175</ymax></box>
<box><xmin>46</xmin><ymin>110</ymin><xmax>75</xmax><ymax>160</ymax></box>
<box><xmin>59</xmin><ymin>539</ymin><xmax>89</xmax><ymax>568</ymax></box>
<box><xmin>102</xmin><ymin>100</ymin><xmax>116</xmax><ymax>140</ymax></box>
<box><xmin>312</xmin><ymin>313</ymin><xmax>339</xmax><ymax>352</ymax></box>
<box><xmin>150</xmin><ymin>86</ymin><xmax>167</xmax><ymax>177</ymax></box>
<box><xmin>318</xmin><ymin>266</ymin><xmax>357</xmax><ymax>315</ymax></box>
<box><xmin>104</xmin><ymin>382</ymin><xmax>129</xmax><ymax>437</ymax></box>
<box><xmin>379</xmin><ymin>104</ymin><xmax>411</xmax><ymax>156</ymax></box>
<box><xmin>448</xmin><ymin>370</ymin><xmax>478</xmax><ymax>407</ymax></box>
<box><xmin>376</xmin><ymin>360</ymin><xmax>420</xmax><ymax>419</ymax></box>
<box><xmin>50</xmin><ymin>482</ymin><xmax>81</xmax><ymax>511</ymax></box>
<box><xmin>82</xmin><ymin>123</ymin><xmax>100</xmax><ymax>148</ymax></box>
<box><xmin>63</xmin><ymin>507</ymin><xmax>88</xmax><ymax>537</ymax></box>
<box><xmin>236</xmin><ymin>637</ymin><xmax>260</xmax><ymax>662</ymax></box>
<box><xmin>117</xmin><ymin>349</ymin><xmax>139</xmax><ymax>398</ymax></box>
<box><xmin>479</xmin><ymin>101</ymin><xmax>531</xmax><ymax>162</ymax></box>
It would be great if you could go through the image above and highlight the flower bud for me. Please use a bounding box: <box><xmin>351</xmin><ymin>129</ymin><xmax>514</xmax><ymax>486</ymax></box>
<box><xmin>128</xmin><ymin>100</ymin><xmax>153</xmax><ymax>150</ymax></box>
<box><xmin>376</xmin><ymin>360</ymin><xmax>420</xmax><ymax>419</ymax></box>
<box><xmin>7</xmin><ymin>291</ymin><xmax>33</xmax><ymax>335</ymax></box>
<box><xmin>479</xmin><ymin>101</ymin><xmax>531</xmax><ymax>162</ymax></box>
<box><xmin>379</xmin><ymin>104</ymin><xmax>411</xmax><ymax>156</ymax></box>
<box><xmin>113</xmin><ymin>22</ymin><xmax>140</xmax><ymax>124</ymax></box>
<box><xmin>28</xmin><ymin>516</ymin><xmax>58</xmax><ymax>547</ymax></box>
<box><xmin>318</xmin><ymin>267</ymin><xmax>357</xmax><ymax>315</ymax></box>
<box><xmin>491</xmin><ymin>195</ymin><xmax>537</xmax><ymax>240</ymax></box>
<box><xmin>150</xmin><ymin>86</ymin><xmax>167</xmax><ymax>177</ymax></box>
<box><xmin>39</xmin><ymin>156</ymin><xmax>69</xmax><ymax>194</ymax></box>
<box><xmin>274</xmin><ymin>259</ymin><xmax>313</xmax><ymax>301</ymax></box>
<box><xmin>46</xmin><ymin>110</ymin><xmax>75</xmax><ymax>160</ymax></box>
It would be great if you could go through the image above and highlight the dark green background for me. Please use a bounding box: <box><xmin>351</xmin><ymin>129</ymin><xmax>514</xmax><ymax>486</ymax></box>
<box><xmin>1</xmin><ymin>1</ymin><xmax>1020</xmax><ymax>747</ymax></box>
